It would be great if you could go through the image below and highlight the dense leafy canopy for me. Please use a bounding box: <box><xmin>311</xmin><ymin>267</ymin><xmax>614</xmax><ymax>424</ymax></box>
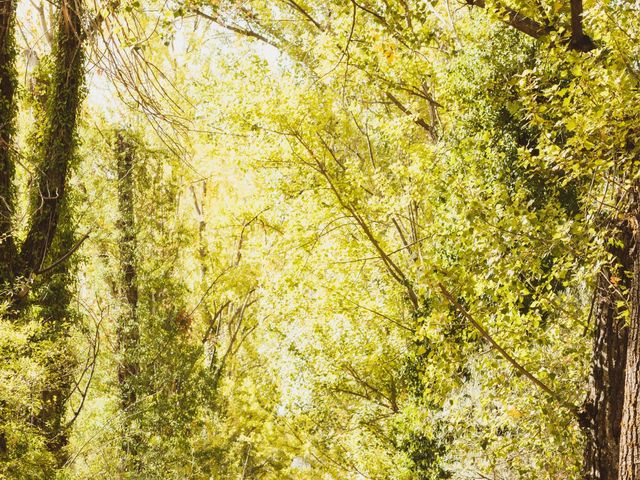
<box><xmin>1</xmin><ymin>0</ymin><xmax>640</xmax><ymax>479</ymax></box>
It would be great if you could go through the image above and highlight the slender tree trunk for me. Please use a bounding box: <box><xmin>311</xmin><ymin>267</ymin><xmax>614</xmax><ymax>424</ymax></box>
<box><xmin>0</xmin><ymin>0</ymin><xmax>17</xmax><ymax>459</ymax></box>
<box><xmin>115</xmin><ymin>131</ymin><xmax>141</xmax><ymax>467</ymax></box>
<box><xmin>0</xmin><ymin>0</ymin><xmax>17</xmax><ymax>289</ymax></box>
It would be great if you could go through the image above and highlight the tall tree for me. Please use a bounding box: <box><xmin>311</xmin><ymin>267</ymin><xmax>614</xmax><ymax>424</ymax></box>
<box><xmin>0</xmin><ymin>0</ymin><xmax>85</xmax><ymax>469</ymax></box>
<box><xmin>114</xmin><ymin>130</ymin><xmax>141</xmax><ymax>469</ymax></box>
<box><xmin>19</xmin><ymin>0</ymin><xmax>84</xmax><ymax>280</ymax></box>
<box><xmin>0</xmin><ymin>0</ymin><xmax>17</xmax><ymax>291</ymax></box>
<box><xmin>0</xmin><ymin>0</ymin><xmax>18</xmax><ymax>461</ymax></box>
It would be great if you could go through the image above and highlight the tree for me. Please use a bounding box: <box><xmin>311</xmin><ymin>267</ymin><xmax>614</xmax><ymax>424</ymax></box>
<box><xmin>188</xmin><ymin>0</ymin><xmax>640</xmax><ymax>477</ymax></box>
<box><xmin>114</xmin><ymin>130</ymin><xmax>142</xmax><ymax>469</ymax></box>
<box><xmin>3</xmin><ymin>0</ymin><xmax>640</xmax><ymax>478</ymax></box>
<box><xmin>0</xmin><ymin>0</ymin><xmax>85</xmax><ymax>471</ymax></box>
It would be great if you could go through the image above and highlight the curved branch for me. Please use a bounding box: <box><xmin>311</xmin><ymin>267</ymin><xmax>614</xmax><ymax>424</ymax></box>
<box><xmin>386</xmin><ymin>92</ymin><xmax>437</xmax><ymax>141</ymax></box>
<box><xmin>35</xmin><ymin>231</ymin><xmax>90</xmax><ymax>275</ymax></box>
<box><xmin>193</xmin><ymin>9</ymin><xmax>280</xmax><ymax>49</ymax></box>
<box><xmin>284</xmin><ymin>0</ymin><xmax>324</xmax><ymax>31</ymax></box>
<box><xmin>438</xmin><ymin>281</ymin><xmax>580</xmax><ymax>417</ymax></box>
<box><xmin>467</xmin><ymin>0</ymin><xmax>551</xmax><ymax>39</ymax></box>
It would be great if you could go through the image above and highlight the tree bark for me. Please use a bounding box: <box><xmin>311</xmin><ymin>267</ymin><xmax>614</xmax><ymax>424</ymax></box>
<box><xmin>582</xmin><ymin>220</ymin><xmax>632</xmax><ymax>480</ymax></box>
<box><xmin>19</xmin><ymin>0</ymin><xmax>84</xmax><ymax>277</ymax></box>
<box><xmin>569</xmin><ymin>0</ymin><xmax>596</xmax><ymax>52</ymax></box>
<box><xmin>115</xmin><ymin>131</ymin><xmax>141</xmax><ymax>466</ymax></box>
<box><xmin>28</xmin><ymin>0</ymin><xmax>84</xmax><ymax>466</ymax></box>
<box><xmin>0</xmin><ymin>0</ymin><xmax>17</xmax><ymax>459</ymax></box>
<box><xmin>619</xmin><ymin>197</ymin><xmax>640</xmax><ymax>480</ymax></box>
<box><xmin>0</xmin><ymin>0</ymin><xmax>17</xmax><ymax>289</ymax></box>
<box><xmin>1</xmin><ymin>0</ymin><xmax>84</xmax><ymax>466</ymax></box>
<box><xmin>34</xmin><ymin>222</ymin><xmax>76</xmax><ymax>468</ymax></box>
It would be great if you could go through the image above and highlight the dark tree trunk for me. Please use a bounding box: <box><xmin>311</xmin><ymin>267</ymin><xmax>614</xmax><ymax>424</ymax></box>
<box><xmin>19</xmin><ymin>0</ymin><xmax>84</xmax><ymax>277</ymax></box>
<box><xmin>0</xmin><ymin>0</ymin><xmax>17</xmax><ymax>459</ymax></box>
<box><xmin>619</xmin><ymin>192</ymin><xmax>640</xmax><ymax>480</ymax></box>
<box><xmin>34</xmin><ymin>223</ymin><xmax>76</xmax><ymax>467</ymax></box>
<box><xmin>115</xmin><ymin>131</ymin><xmax>141</xmax><ymax>465</ymax></box>
<box><xmin>27</xmin><ymin>0</ymin><xmax>84</xmax><ymax>465</ymax></box>
<box><xmin>3</xmin><ymin>0</ymin><xmax>84</xmax><ymax>466</ymax></box>
<box><xmin>1</xmin><ymin>0</ymin><xmax>84</xmax><ymax>465</ymax></box>
<box><xmin>582</xmin><ymin>219</ymin><xmax>633</xmax><ymax>480</ymax></box>
<box><xmin>0</xmin><ymin>0</ymin><xmax>17</xmax><ymax>288</ymax></box>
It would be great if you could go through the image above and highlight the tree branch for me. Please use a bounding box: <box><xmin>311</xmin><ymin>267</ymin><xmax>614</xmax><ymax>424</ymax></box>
<box><xmin>284</xmin><ymin>0</ymin><xmax>324</xmax><ymax>31</ymax></box>
<box><xmin>193</xmin><ymin>9</ymin><xmax>280</xmax><ymax>49</ymax></box>
<box><xmin>468</xmin><ymin>0</ymin><xmax>595</xmax><ymax>51</ymax></box>
<box><xmin>386</xmin><ymin>92</ymin><xmax>437</xmax><ymax>141</ymax></box>
<box><xmin>437</xmin><ymin>281</ymin><xmax>580</xmax><ymax>417</ymax></box>
<box><xmin>467</xmin><ymin>0</ymin><xmax>551</xmax><ymax>39</ymax></box>
<box><xmin>35</xmin><ymin>230</ymin><xmax>90</xmax><ymax>275</ymax></box>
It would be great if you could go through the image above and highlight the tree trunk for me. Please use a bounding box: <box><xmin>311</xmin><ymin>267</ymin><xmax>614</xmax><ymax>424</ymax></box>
<box><xmin>0</xmin><ymin>0</ymin><xmax>17</xmax><ymax>459</ymax></box>
<box><xmin>582</xmin><ymin>219</ymin><xmax>632</xmax><ymax>480</ymax></box>
<box><xmin>27</xmin><ymin>0</ymin><xmax>84</xmax><ymax>465</ymax></box>
<box><xmin>19</xmin><ymin>0</ymin><xmax>84</xmax><ymax>277</ymax></box>
<box><xmin>115</xmin><ymin>131</ymin><xmax>141</xmax><ymax>467</ymax></box>
<box><xmin>619</xmin><ymin>196</ymin><xmax>640</xmax><ymax>479</ymax></box>
<box><xmin>0</xmin><ymin>0</ymin><xmax>17</xmax><ymax>289</ymax></box>
<box><xmin>34</xmin><ymin>223</ymin><xmax>76</xmax><ymax>467</ymax></box>
<box><xmin>0</xmin><ymin>0</ymin><xmax>84</xmax><ymax>466</ymax></box>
